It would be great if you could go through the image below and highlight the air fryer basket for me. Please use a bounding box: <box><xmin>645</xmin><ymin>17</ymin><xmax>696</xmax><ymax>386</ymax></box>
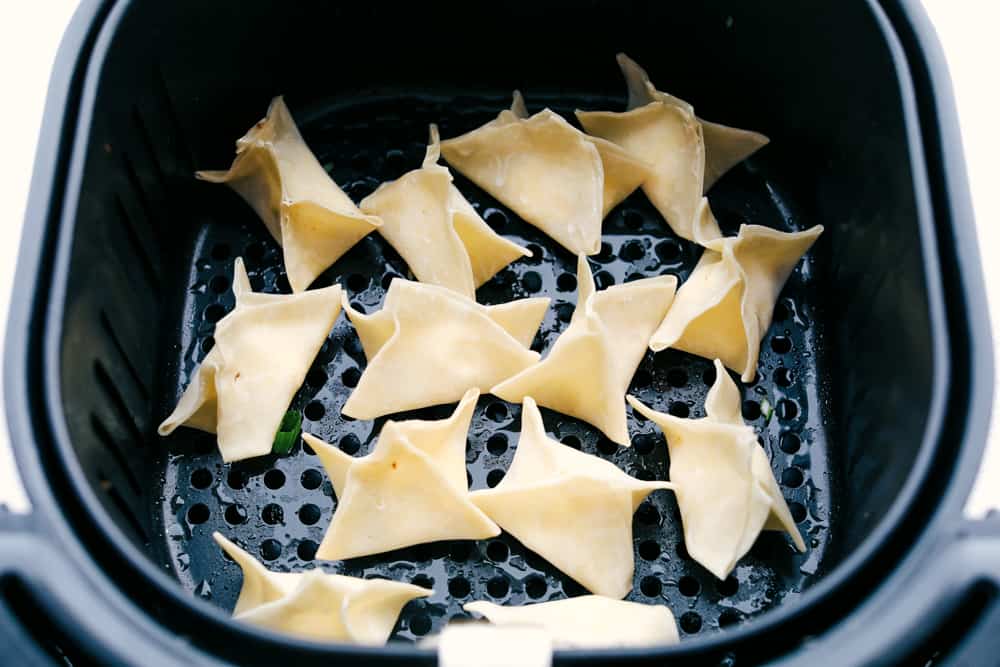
<box><xmin>1</xmin><ymin>1</ymin><xmax>995</xmax><ymax>666</ymax></box>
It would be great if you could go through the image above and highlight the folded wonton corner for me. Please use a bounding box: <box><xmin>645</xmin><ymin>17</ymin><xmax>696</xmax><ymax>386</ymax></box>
<box><xmin>158</xmin><ymin>258</ymin><xmax>341</xmax><ymax>461</ymax></box>
<box><xmin>649</xmin><ymin>200</ymin><xmax>823</xmax><ymax>382</ymax></box>
<box><xmin>440</xmin><ymin>92</ymin><xmax>650</xmax><ymax>256</ymax></box>
<box><xmin>304</xmin><ymin>389</ymin><xmax>499</xmax><ymax>560</ymax></box>
<box><xmin>213</xmin><ymin>532</ymin><xmax>431</xmax><ymax>644</ymax></box>
<box><xmin>492</xmin><ymin>254</ymin><xmax>676</xmax><ymax>445</ymax></box>
<box><xmin>341</xmin><ymin>278</ymin><xmax>549</xmax><ymax>420</ymax></box>
<box><xmin>197</xmin><ymin>96</ymin><xmax>381</xmax><ymax>292</ymax></box>
<box><xmin>464</xmin><ymin>596</ymin><xmax>679</xmax><ymax>649</ymax></box>
<box><xmin>576</xmin><ymin>54</ymin><xmax>769</xmax><ymax>242</ymax></box>
<box><xmin>470</xmin><ymin>397</ymin><xmax>673</xmax><ymax>598</ymax></box>
<box><xmin>627</xmin><ymin>359</ymin><xmax>806</xmax><ymax>580</ymax></box>
<box><xmin>360</xmin><ymin>125</ymin><xmax>530</xmax><ymax>298</ymax></box>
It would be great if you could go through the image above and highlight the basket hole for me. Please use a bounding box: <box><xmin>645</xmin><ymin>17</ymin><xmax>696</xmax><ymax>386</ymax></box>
<box><xmin>640</xmin><ymin>576</ymin><xmax>662</xmax><ymax>597</ymax></box>
<box><xmin>187</xmin><ymin>503</ymin><xmax>209</xmax><ymax>524</ymax></box>
<box><xmin>717</xmin><ymin>577</ymin><xmax>739</xmax><ymax>597</ymax></box>
<box><xmin>484</xmin><ymin>209</ymin><xmax>508</xmax><ymax>231</ymax></box>
<box><xmin>209</xmin><ymin>275</ymin><xmax>229</xmax><ymax>294</ymax></box>
<box><xmin>449</xmin><ymin>576</ymin><xmax>471</xmax><ymax>598</ymax></box>
<box><xmin>486</xmin><ymin>434</ymin><xmax>508</xmax><ymax>455</ymax></box>
<box><xmin>297</xmin><ymin>540</ymin><xmax>318</xmax><ymax>561</ymax></box>
<box><xmin>680</xmin><ymin>612</ymin><xmax>702</xmax><ymax>634</ymax></box>
<box><xmin>485</xmin><ymin>403</ymin><xmax>508</xmax><ymax>422</ymax></box>
<box><xmin>638</xmin><ymin>540</ymin><xmax>660</xmax><ymax>561</ymax></box>
<box><xmin>306</xmin><ymin>367</ymin><xmax>327</xmax><ymax>389</ymax></box>
<box><xmin>678</xmin><ymin>576</ymin><xmax>700</xmax><ymax>597</ymax></box>
<box><xmin>339</xmin><ymin>434</ymin><xmax>361</xmax><ymax>455</ymax></box>
<box><xmin>718</xmin><ymin>609</ymin><xmax>742</xmax><ymax>628</ymax></box>
<box><xmin>211</xmin><ymin>243</ymin><xmax>230</xmax><ymax>260</ymax></box>
<box><xmin>449</xmin><ymin>542</ymin><xmax>471</xmax><ymax>562</ymax></box>
<box><xmin>347</xmin><ymin>273</ymin><xmax>369</xmax><ymax>292</ymax></box>
<box><xmin>781</xmin><ymin>467</ymin><xmax>805</xmax><ymax>488</ymax></box>
<box><xmin>668</xmin><ymin>402</ymin><xmax>689</xmax><ymax>418</ymax></box>
<box><xmin>777</xmin><ymin>399</ymin><xmax>799</xmax><ymax>420</ymax></box>
<box><xmin>596</xmin><ymin>242</ymin><xmax>615</xmax><ymax>263</ymax></box>
<box><xmin>702</xmin><ymin>365</ymin><xmax>717</xmax><ymax>386</ymax></box>
<box><xmin>384</xmin><ymin>149</ymin><xmax>406</xmax><ymax>172</ymax></box>
<box><xmin>264</xmin><ymin>469</ymin><xmax>285</xmax><ymax>490</ymax></box>
<box><xmin>774</xmin><ymin>367</ymin><xmax>793</xmax><ymax>387</ymax></box>
<box><xmin>298</xmin><ymin>503</ymin><xmax>321</xmax><ymax>525</ymax></box>
<box><xmin>556</xmin><ymin>273</ymin><xmax>577</xmax><ymax>292</ymax></box>
<box><xmin>789</xmin><ymin>501</ymin><xmax>807</xmax><ymax>523</ymax></box>
<box><xmin>771</xmin><ymin>336</ymin><xmax>792</xmax><ymax>354</ymax></box>
<box><xmin>625</xmin><ymin>273</ymin><xmax>645</xmax><ymax>283</ymax></box>
<box><xmin>779</xmin><ymin>432</ymin><xmax>801</xmax><ymax>454</ymax></box>
<box><xmin>555</xmin><ymin>302</ymin><xmax>575</xmax><ymax>323</ymax></box>
<box><xmin>190</xmin><ymin>468</ymin><xmax>213</xmax><ymax>489</ymax></box>
<box><xmin>412</xmin><ymin>574</ymin><xmax>434</xmax><ymax>589</ymax></box>
<box><xmin>636</xmin><ymin>504</ymin><xmax>660</xmax><ymax>526</ymax></box>
<box><xmin>341</xmin><ymin>367</ymin><xmax>361</xmax><ymax>388</ymax></box>
<box><xmin>742</xmin><ymin>400</ymin><xmax>761</xmax><ymax>421</ymax></box>
<box><xmin>486</xmin><ymin>541</ymin><xmax>509</xmax><ymax>562</ymax></box>
<box><xmin>262</xmin><ymin>503</ymin><xmax>284</xmax><ymax>525</ymax></box>
<box><xmin>302</xmin><ymin>442</ymin><xmax>316</xmax><ymax>456</ymax></box>
<box><xmin>525</xmin><ymin>575</ymin><xmax>547</xmax><ymax>599</ymax></box>
<box><xmin>521</xmin><ymin>271</ymin><xmax>543</xmax><ymax>293</ymax></box>
<box><xmin>487</xmin><ymin>576</ymin><xmax>510</xmax><ymax>598</ymax></box>
<box><xmin>597</xmin><ymin>438</ymin><xmax>617</xmax><ymax>455</ymax></box>
<box><xmin>224</xmin><ymin>505</ymin><xmax>247</xmax><ymax>525</ymax></box>
<box><xmin>260</xmin><ymin>539</ymin><xmax>282</xmax><ymax>561</ymax></box>
<box><xmin>410</xmin><ymin>614</ymin><xmax>432</xmax><ymax>637</ymax></box>
<box><xmin>349</xmin><ymin>302</ymin><xmax>366</xmax><ymax>314</ymax></box>
<box><xmin>203</xmin><ymin>304</ymin><xmax>226</xmax><ymax>323</ymax></box>
<box><xmin>632</xmin><ymin>434</ymin><xmax>656</xmax><ymax>456</ymax></box>
<box><xmin>300</xmin><ymin>469</ymin><xmax>323</xmax><ymax>490</ymax></box>
<box><xmin>619</xmin><ymin>238</ymin><xmax>645</xmax><ymax>260</ymax></box>
<box><xmin>304</xmin><ymin>401</ymin><xmax>325</xmax><ymax>421</ymax></box>
<box><xmin>594</xmin><ymin>271</ymin><xmax>615</xmax><ymax>290</ymax></box>
<box><xmin>525</xmin><ymin>244</ymin><xmax>545</xmax><ymax>264</ymax></box>
<box><xmin>227</xmin><ymin>469</ymin><xmax>248</xmax><ymax>490</ymax></box>
<box><xmin>486</xmin><ymin>470</ymin><xmax>505</xmax><ymax>488</ymax></box>
<box><xmin>666</xmin><ymin>368</ymin><xmax>688</xmax><ymax>388</ymax></box>
<box><xmin>560</xmin><ymin>435</ymin><xmax>581</xmax><ymax>450</ymax></box>
<box><xmin>655</xmin><ymin>240</ymin><xmax>681</xmax><ymax>263</ymax></box>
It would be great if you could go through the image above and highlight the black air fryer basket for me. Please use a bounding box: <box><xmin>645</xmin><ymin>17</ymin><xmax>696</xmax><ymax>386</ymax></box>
<box><xmin>2</xmin><ymin>1</ymin><xmax>997</xmax><ymax>665</ymax></box>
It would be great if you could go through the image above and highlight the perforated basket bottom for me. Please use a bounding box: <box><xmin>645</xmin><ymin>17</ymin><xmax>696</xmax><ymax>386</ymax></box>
<box><xmin>155</xmin><ymin>93</ymin><xmax>832</xmax><ymax>643</ymax></box>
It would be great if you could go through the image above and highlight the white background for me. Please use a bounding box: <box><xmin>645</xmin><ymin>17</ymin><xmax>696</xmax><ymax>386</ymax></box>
<box><xmin>0</xmin><ymin>1</ymin><xmax>995</xmax><ymax>514</ymax></box>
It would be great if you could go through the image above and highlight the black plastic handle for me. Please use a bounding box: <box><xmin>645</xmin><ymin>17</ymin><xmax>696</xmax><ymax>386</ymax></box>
<box><xmin>774</xmin><ymin>514</ymin><xmax>1000</xmax><ymax>667</ymax></box>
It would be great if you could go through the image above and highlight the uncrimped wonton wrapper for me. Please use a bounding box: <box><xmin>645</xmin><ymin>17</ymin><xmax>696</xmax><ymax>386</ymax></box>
<box><xmin>464</xmin><ymin>596</ymin><xmax>679</xmax><ymax>649</ymax></box>
<box><xmin>158</xmin><ymin>258</ymin><xmax>341</xmax><ymax>461</ymax></box>
<box><xmin>649</xmin><ymin>200</ymin><xmax>823</xmax><ymax>382</ymax></box>
<box><xmin>213</xmin><ymin>532</ymin><xmax>430</xmax><ymax>644</ymax></box>
<box><xmin>341</xmin><ymin>278</ymin><xmax>549</xmax><ymax>419</ymax></box>
<box><xmin>471</xmin><ymin>397</ymin><xmax>673</xmax><ymax>598</ymax></box>
<box><xmin>576</xmin><ymin>53</ymin><xmax>769</xmax><ymax>241</ymax></box>
<box><xmin>197</xmin><ymin>96</ymin><xmax>381</xmax><ymax>292</ymax></box>
<box><xmin>440</xmin><ymin>92</ymin><xmax>650</xmax><ymax>255</ymax></box>
<box><xmin>492</xmin><ymin>255</ymin><xmax>676</xmax><ymax>446</ymax></box>
<box><xmin>361</xmin><ymin>125</ymin><xmax>529</xmax><ymax>298</ymax></box>
<box><xmin>303</xmin><ymin>389</ymin><xmax>499</xmax><ymax>560</ymax></box>
<box><xmin>628</xmin><ymin>359</ymin><xmax>806</xmax><ymax>580</ymax></box>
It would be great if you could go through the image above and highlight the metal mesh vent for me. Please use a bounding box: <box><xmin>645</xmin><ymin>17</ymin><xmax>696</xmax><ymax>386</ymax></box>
<box><xmin>156</xmin><ymin>94</ymin><xmax>832</xmax><ymax>642</ymax></box>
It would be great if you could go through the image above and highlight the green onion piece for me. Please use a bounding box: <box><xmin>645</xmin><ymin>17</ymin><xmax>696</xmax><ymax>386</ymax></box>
<box><xmin>272</xmin><ymin>410</ymin><xmax>302</xmax><ymax>455</ymax></box>
<box><xmin>760</xmin><ymin>398</ymin><xmax>774</xmax><ymax>424</ymax></box>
